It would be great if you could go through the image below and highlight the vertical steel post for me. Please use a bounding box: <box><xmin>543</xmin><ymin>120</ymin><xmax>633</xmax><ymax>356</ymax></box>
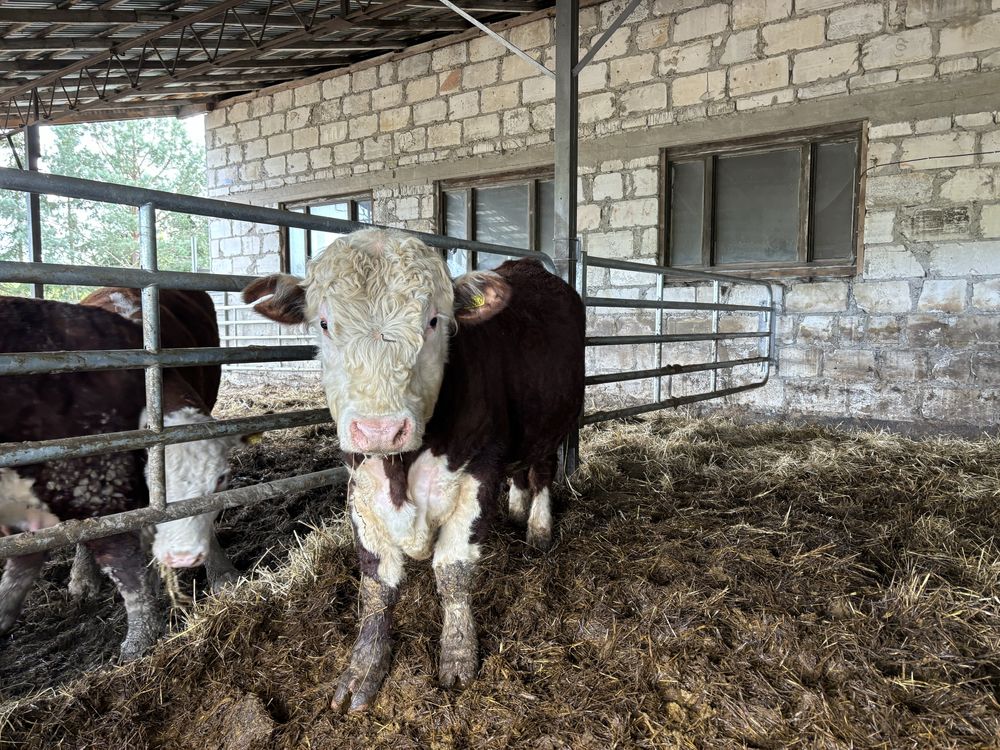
<box><xmin>653</xmin><ymin>274</ymin><xmax>664</xmax><ymax>402</ymax></box>
<box><xmin>140</xmin><ymin>203</ymin><xmax>166</xmax><ymax>511</ymax></box>
<box><xmin>553</xmin><ymin>0</ymin><xmax>578</xmax><ymax>286</ymax></box>
<box><xmin>710</xmin><ymin>281</ymin><xmax>720</xmax><ymax>393</ymax></box>
<box><xmin>25</xmin><ymin>122</ymin><xmax>42</xmax><ymax>299</ymax></box>
<box><xmin>555</xmin><ymin>0</ymin><xmax>580</xmax><ymax>476</ymax></box>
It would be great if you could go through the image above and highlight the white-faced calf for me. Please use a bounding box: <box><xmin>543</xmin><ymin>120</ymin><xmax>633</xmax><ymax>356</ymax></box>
<box><xmin>244</xmin><ymin>229</ymin><xmax>585</xmax><ymax>710</ymax></box>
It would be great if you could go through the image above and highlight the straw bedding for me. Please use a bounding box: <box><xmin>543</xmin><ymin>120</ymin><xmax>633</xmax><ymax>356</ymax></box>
<box><xmin>0</xmin><ymin>387</ymin><xmax>998</xmax><ymax>749</ymax></box>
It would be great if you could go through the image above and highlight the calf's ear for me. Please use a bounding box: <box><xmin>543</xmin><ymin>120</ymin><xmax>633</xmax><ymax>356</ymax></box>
<box><xmin>242</xmin><ymin>274</ymin><xmax>306</xmax><ymax>324</ymax></box>
<box><xmin>453</xmin><ymin>270</ymin><xmax>511</xmax><ymax>325</ymax></box>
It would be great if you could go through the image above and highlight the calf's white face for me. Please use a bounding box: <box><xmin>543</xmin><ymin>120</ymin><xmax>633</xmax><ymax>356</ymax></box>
<box><xmin>150</xmin><ymin>408</ymin><xmax>240</xmax><ymax>568</ymax></box>
<box><xmin>306</xmin><ymin>230</ymin><xmax>454</xmax><ymax>454</ymax></box>
<box><xmin>242</xmin><ymin>229</ymin><xmax>514</xmax><ymax>455</ymax></box>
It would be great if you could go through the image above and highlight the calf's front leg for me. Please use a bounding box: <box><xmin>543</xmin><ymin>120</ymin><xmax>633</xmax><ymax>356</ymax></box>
<box><xmin>331</xmin><ymin>567</ymin><xmax>399</xmax><ymax>713</ymax></box>
<box><xmin>433</xmin><ymin>475</ymin><xmax>493</xmax><ymax>689</ymax></box>
<box><xmin>86</xmin><ymin>532</ymin><xmax>161</xmax><ymax>662</ymax></box>
<box><xmin>0</xmin><ymin>552</ymin><xmax>46</xmax><ymax>636</ymax></box>
<box><xmin>203</xmin><ymin>530</ymin><xmax>239</xmax><ymax>592</ymax></box>
<box><xmin>68</xmin><ymin>543</ymin><xmax>103</xmax><ymax>600</ymax></box>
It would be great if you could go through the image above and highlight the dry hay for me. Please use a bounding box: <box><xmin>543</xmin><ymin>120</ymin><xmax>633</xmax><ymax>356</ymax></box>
<box><xmin>1</xmin><ymin>406</ymin><xmax>1000</xmax><ymax>749</ymax></box>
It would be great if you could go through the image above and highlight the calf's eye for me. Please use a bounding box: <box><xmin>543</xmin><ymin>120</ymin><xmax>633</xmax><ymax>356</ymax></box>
<box><xmin>429</xmin><ymin>316</ymin><xmax>438</xmax><ymax>329</ymax></box>
<box><xmin>319</xmin><ymin>318</ymin><xmax>329</xmax><ymax>332</ymax></box>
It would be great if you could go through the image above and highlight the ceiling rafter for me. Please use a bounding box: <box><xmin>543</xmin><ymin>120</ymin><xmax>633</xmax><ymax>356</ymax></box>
<box><xmin>0</xmin><ymin>0</ymin><xmax>543</xmax><ymax>131</ymax></box>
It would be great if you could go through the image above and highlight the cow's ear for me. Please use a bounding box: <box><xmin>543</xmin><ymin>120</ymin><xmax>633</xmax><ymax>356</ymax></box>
<box><xmin>453</xmin><ymin>270</ymin><xmax>511</xmax><ymax>325</ymax></box>
<box><xmin>242</xmin><ymin>274</ymin><xmax>306</xmax><ymax>324</ymax></box>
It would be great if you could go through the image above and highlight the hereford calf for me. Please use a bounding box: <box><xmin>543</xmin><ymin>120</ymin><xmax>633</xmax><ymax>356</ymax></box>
<box><xmin>0</xmin><ymin>295</ymin><xmax>159</xmax><ymax>660</ymax></box>
<box><xmin>80</xmin><ymin>287</ymin><xmax>241</xmax><ymax>589</ymax></box>
<box><xmin>244</xmin><ymin>229</ymin><xmax>585</xmax><ymax>710</ymax></box>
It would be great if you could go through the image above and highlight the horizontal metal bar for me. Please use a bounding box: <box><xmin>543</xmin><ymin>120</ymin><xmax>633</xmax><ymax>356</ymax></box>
<box><xmin>0</xmin><ymin>409</ymin><xmax>331</xmax><ymax>469</ymax></box>
<box><xmin>0</xmin><ymin>467</ymin><xmax>347</xmax><ymax>558</ymax></box>
<box><xmin>586</xmin><ymin>254</ymin><xmax>773</xmax><ymax>286</ymax></box>
<box><xmin>585</xmin><ymin>331</ymin><xmax>766</xmax><ymax>347</ymax></box>
<box><xmin>219</xmin><ymin>335</ymin><xmax>313</xmax><ymax>342</ymax></box>
<box><xmin>585</xmin><ymin>356</ymin><xmax>768</xmax><ymax>386</ymax></box>
<box><xmin>0</xmin><ymin>259</ymin><xmax>255</xmax><ymax>292</ymax></box>
<box><xmin>0</xmin><ymin>345</ymin><xmax>317</xmax><ymax>376</ymax></box>
<box><xmin>0</xmin><ymin>169</ymin><xmax>556</xmax><ymax>274</ymax></box>
<box><xmin>586</xmin><ymin>297</ymin><xmax>771</xmax><ymax>313</ymax></box>
<box><xmin>581</xmin><ymin>382</ymin><xmax>768</xmax><ymax>426</ymax></box>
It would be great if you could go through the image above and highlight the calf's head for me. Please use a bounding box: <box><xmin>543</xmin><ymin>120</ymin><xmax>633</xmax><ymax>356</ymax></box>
<box><xmin>150</xmin><ymin>408</ymin><xmax>246</xmax><ymax>568</ymax></box>
<box><xmin>243</xmin><ymin>229</ymin><xmax>510</xmax><ymax>455</ymax></box>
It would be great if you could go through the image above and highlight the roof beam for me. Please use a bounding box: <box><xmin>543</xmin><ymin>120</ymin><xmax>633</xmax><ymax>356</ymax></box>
<box><xmin>0</xmin><ymin>9</ymin><xmax>473</xmax><ymax>28</ymax></box>
<box><xmin>0</xmin><ymin>38</ymin><xmax>408</xmax><ymax>51</ymax></box>
<box><xmin>0</xmin><ymin>57</ymin><xmax>356</xmax><ymax>72</ymax></box>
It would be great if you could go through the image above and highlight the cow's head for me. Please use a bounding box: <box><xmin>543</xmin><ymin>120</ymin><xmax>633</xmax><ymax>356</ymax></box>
<box><xmin>243</xmin><ymin>229</ymin><xmax>510</xmax><ymax>454</ymax></box>
<box><xmin>150</xmin><ymin>409</ymin><xmax>248</xmax><ymax>568</ymax></box>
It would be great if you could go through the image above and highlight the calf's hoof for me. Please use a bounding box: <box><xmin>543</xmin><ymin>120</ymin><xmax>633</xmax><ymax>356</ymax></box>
<box><xmin>0</xmin><ymin>611</ymin><xmax>18</xmax><ymax>638</ymax></box>
<box><xmin>525</xmin><ymin>526</ymin><xmax>552</xmax><ymax>551</ymax></box>
<box><xmin>439</xmin><ymin>645</ymin><xmax>477</xmax><ymax>690</ymax></box>
<box><xmin>68</xmin><ymin>572</ymin><xmax>102</xmax><ymax>601</ymax></box>
<box><xmin>331</xmin><ymin>660</ymin><xmax>390</xmax><ymax>713</ymax></box>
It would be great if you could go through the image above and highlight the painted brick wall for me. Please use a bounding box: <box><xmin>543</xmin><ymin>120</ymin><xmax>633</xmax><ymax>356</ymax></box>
<box><xmin>205</xmin><ymin>0</ymin><xmax>1000</xmax><ymax>428</ymax></box>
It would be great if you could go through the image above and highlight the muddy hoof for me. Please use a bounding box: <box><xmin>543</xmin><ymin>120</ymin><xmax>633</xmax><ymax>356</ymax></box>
<box><xmin>439</xmin><ymin>648</ymin><xmax>477</xmax><ymax>690</ymax></box>
<box><xmin>209</xmin><ymin>568</ymin><xmax>241</xmax><ymax>593</ymax></box>
<box><xmin>526</xmin><ymin>527</ymin><xmax>552</xmax><ymax>550</ymax></box>
<box><xmin>331</xmin><ymin>662</ymin><xmax>389</xmax><ymax>713</ymax></box>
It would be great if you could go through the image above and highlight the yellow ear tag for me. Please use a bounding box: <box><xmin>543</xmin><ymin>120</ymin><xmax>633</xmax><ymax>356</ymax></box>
<box><xmin>467</xmin><ymin>293</ymin><xmax>486</xmax><ymax>310</ymax></box>
<box><xmin>245</xmin><ymin>432</ymin><xmax>264</xmax><ymax>446</ymax></box>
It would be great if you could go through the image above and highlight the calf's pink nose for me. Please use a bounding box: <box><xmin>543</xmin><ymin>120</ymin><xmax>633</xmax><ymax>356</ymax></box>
<box><xmin>162</xmin><ymin>551</ymin><xmax>205</xmax><ymax>568</ymax></box>
<box><xmin>350</xmin><ymin>418</ymin><xmax>412</xmax><ymax>452</ymax></box>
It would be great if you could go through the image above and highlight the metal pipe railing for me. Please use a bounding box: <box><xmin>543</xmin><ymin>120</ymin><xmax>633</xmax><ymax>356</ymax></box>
<box><xmin>0</xmin><ymin>168</ymin><xmax>556</xmax><ymax>274</ymax></box>
<box><xmin>0</xmin><ymin>409</ymin><xmax>331</xmax><ymax>468</ymax></box>
<box><xmin>0</xmin><ymin>345</ymin><xmax>318</xmax><ymax>376</ymax></box>
<box><xmin>578</xmin><ymin>248</ymin><xmax>777</xmax><ymax>427</ymax></box>
<box><xmin>0</xmin><ymin>467</ymin><xmax>348</xmax><ymax>558</ymax></box>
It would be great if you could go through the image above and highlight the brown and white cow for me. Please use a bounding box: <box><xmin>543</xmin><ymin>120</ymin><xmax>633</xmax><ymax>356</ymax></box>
<box><xmin>0</xmin><ymin>295</ymin><xmax>160</xmax><ymax>660</ymax></box>
<box><xmin>80</xmin><ymin>287</ymin><xmax>241</xmax><ymax>589</ymax></box>
<box><xmin>243</xmin><ymin>228</ymin><xmax>585</xmax><ymax>710</ymax></box>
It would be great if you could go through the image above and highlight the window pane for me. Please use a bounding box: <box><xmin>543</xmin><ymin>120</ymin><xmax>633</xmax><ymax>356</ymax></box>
<box><xmin>443</xmin><ymin>190</ymin><xmax>469</xmax><ymax>276</ymax></box>
<box><xmin>669</xmin><ymin>161</ymin><xmax>704</xmax><ymax>266</ymax></box>
<box><xmin>812</xmin><ymin>140</ymin><xmax>857</xmax><ymax>260</ymax></box>
<box><xmin>537</xmin><ymin>179</ymin><xmax>554</xmax><ymax>257</ymax></box>
<box><xmin>357</xmin><ymin>199</ymin><xmax>373</xmax><ymax>224</ymax></box>
<box><xmin>474</xmin><ymin>184</ymin><xmax>529</xmax><ymax>270</ymax></box>
<box><xmin>310</xmin><ymin>202</ymin><xmax>349</xmax><ymax>258</ymax></box>
<box><xmin>715</xmin><ymin>148</ymin><xmax>800</xmax><ymax>265</ymax></box>
<box><xmin>289</xmin><ymin>227</ymin><xmax>307</xmax><ymax>276</ymax></box>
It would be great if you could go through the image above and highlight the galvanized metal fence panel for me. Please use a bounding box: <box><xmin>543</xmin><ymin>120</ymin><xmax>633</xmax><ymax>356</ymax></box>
<box><xmin>0</xmin><ymin>168</ymin><xmax>553</xmax><ymax>559</ymax></box>
<box><xmin>0</xmin><ymin>167</ymin><xmax>775</xmax><ymax>559</ymax></box>
<box><xmin>578</xmin><ymin>250</ymin><xmax>776</xmax><ymax>426</ymax></box>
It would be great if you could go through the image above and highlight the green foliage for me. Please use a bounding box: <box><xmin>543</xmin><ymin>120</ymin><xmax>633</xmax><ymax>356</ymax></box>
<box><xmin>0</xmin><ymin>118</ymin><xmax>208</xmax><ymax>301</ymax></box>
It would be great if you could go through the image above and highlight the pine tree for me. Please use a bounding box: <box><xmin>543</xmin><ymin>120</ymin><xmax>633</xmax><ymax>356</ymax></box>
<box><xmin>0</xmin><ymin>118</ymin><xmax>209</xmax><ymax>301</ymax></box>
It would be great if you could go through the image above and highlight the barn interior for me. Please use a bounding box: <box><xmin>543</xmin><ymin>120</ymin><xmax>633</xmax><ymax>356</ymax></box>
<box><xmin>1</xmin><ymin>1</ymin><xmax>999</xmax><ymax>748</ymax></box>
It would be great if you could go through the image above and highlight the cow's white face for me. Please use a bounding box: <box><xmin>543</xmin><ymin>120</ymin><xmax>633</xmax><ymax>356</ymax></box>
<box><xmin>303</xmin><ymin>230</ymin><xmax>454</xmax><ymax>454</ymax></box>
<box><xmin>242</xmin><ymin>228</ymin><xmax>516</xmax><ymax>455</ymax></box>
<box><xmin>150</xmin><ymin>409</ymin><xmax>239</xmax><ymax>568</ymax></box>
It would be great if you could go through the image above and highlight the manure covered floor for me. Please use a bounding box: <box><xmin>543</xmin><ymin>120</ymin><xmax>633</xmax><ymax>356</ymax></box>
<box><xmin>1</xmin><ymin>387</ymin><xmax>999</xmax><ymax>749</ymax></box>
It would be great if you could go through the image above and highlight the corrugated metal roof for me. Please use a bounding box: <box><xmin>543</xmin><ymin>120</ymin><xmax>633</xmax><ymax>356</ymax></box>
<box><xmin>0</xmin><ymin>0</ymin><xmax>547</xmax><ymax>132</ymax></box>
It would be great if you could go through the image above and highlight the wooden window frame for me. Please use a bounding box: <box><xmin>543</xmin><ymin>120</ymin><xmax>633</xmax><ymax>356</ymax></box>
<box><xmin>280</xmin><ymin>192</ymin><xmax>372</xmax><ymax>273</ymax></box>
<box><xmin>436</xmin><ymin>167</ymin><xmax>554</xmax><ymax>272</ymax></box>
<box><xmin>660</xmin><ymin>122</ymin><xmax>866</xmax><ymax>280</ymax></box>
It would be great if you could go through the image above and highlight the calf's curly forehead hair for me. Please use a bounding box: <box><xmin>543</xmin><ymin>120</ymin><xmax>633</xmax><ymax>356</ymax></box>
<box><xmin>301</xmin><ymin>229</ymin><xmax>454</xmax><ymax>322</ymax></box>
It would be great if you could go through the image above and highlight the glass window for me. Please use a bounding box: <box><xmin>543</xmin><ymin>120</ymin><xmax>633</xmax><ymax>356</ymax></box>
<box><xmin>715</xmin><ymin>148</ymin><xmax>800</xmax><ymax>265</ymax></box>
<box><xmin>284</xmin><ymin>195</ymin><xmax>372</xmax><ymax>274</ymax></box>
<box><xmin>665</xmin><ymin>128</ymin><xmax>860</xmax><ymax>271</ymax></box>
<box><xmin>442</xmin><ymin>176</ymin><xmax>553</xmax><ymax>273</ymax></box>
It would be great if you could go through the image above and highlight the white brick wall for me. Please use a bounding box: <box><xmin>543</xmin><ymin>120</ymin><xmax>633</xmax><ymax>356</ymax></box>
<box><xmin>204</xmin><ymin>0</ymin><xmax>1000</xmax><ymax>427</ymax></box>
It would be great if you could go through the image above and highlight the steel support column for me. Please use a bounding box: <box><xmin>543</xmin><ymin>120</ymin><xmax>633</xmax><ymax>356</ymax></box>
<box><xmin>553</xmin><ymin>0</ymin><xmax>578</xmax><ymax>286</ymax></box>
<box><xmin>554</xmin><ymin>0</ymin><xmax>579</xmax><ymax>476</ymax></box>
<box><xmin>25</xmin><ymin>121</ymin><xmax>42</xmax><ymax>298</ymax></box>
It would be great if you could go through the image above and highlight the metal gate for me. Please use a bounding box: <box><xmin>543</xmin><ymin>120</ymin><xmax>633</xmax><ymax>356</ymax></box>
<box><xmin>0</xmin><ymin>168</ymin><xmax>774</xmax><ymax>559</ymax></box>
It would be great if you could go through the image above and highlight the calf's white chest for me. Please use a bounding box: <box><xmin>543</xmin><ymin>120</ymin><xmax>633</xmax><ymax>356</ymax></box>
<box><xmin>351</xmin><ymin>451</ymin><xmax>471</xmax><ymax>562</ymax></box>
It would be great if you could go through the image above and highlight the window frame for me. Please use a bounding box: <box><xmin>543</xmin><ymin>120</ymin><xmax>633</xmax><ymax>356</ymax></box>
<box><xmin>436</xmin><ymin>167</ymin><xmax>554</xmax><ymax>273</ymax></box>
<box><xmin>280</xmin><ymin>192</ymin><xmax>373</xmax><ymax>274</ymax></box>
<box><xmin>660</xmin><ymin>122</ymin><xmax>866</xmax><ymax>279</ymax></box>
